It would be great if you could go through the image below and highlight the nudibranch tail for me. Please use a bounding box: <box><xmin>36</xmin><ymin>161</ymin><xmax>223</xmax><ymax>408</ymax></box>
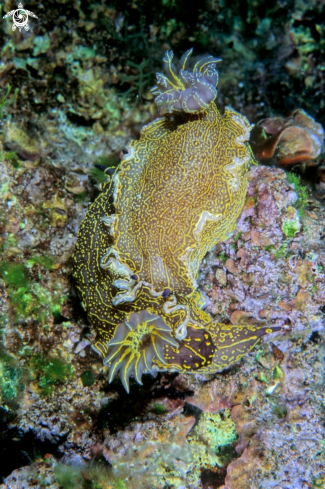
<box><xmin>103</xmin><ymin>310</ymin><xmax>179</xmax><ymax>393</ymax></box>
<box><xmin>151</xmin><ymin>49</ymin><xmax>222</xmax><ymax>113</ymax></box>
<box><xmin>205</xmin><ymin>323</ymin><xmax>282</xmax><ymax>374</ymax></box>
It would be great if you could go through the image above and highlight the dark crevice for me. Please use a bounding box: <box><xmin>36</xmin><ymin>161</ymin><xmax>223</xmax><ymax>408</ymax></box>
<box><xmin>309</xmin><ymin>331</ymin><xmax>323</xmax><ymax>343</ymax></box>
<box><xmin>67</xmin><ymin>111</ymin><xmax>95</xmax><ymax>126</ymax></box>
<box><xmin>0</xmin><ymin>422</ymin><xmax>62</xmax><ymax>480</ymax></box>
<box><xmin>201</xmin><ymin>467</ymin><xmax>227</xmax><ymax>488</ymax></box>
<box><xmin>92</xmin><ymin>372</ymin><xmax>193</xmax><ymax>435</ymax></box>
<box><xmin>183</xmin><ymin>402</ymin><xmax>203</xmax><ymax>426</ymax></box>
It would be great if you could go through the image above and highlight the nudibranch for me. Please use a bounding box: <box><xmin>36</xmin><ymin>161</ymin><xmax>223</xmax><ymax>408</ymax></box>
<box><xmin>72</xmin><ymin>49</ymin><xmax>279</xmax><ymax>392</ymax></box>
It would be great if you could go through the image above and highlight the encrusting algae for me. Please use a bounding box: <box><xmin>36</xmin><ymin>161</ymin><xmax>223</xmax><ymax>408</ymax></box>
<box><xmin>72</xmin><ymin>49</ymin><xmax>280</xmax><ymax>392</ymax></box>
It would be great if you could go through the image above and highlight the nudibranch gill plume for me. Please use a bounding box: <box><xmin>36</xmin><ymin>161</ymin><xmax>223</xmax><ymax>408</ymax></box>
<box><xmin>72</xmin><ymin>49</ymin><xmax>280</xmax><ymax>392</ymax></box>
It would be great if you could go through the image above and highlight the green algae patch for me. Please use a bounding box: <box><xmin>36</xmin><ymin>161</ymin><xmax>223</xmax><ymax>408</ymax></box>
<box><xmin>0</xmin><ymin>361</ymin><xmax>24</xmax><ymax>402</ymax></box>
<box><xmin>0</xmin><ymin>259</ymin><xmax>65</xmax><ymax>324</ymax></box>
<box><xmin>54</xmin><ymin>463</ymin><xmax>127</xmax><ymax>489</ymax></box>
<box><xmin>153</xmin><ymin>403</ymin><xmax>167</xmax><ymax>415</ymax></box>
<box><xmin>89</xmin><ymin>166</ymin><xmax>110</xmax><ymax>184</ymax></box>
<box><xmin>0</xmin><ymin>262</ymin><xmax>29</xmax><ymax>288</ymax></box>
<box><xmin>219</xmin><ymin>251</ymin><xmax>229</xmax><ymax>264</ymax></box>
<box><xmin>73</xmin><ymin>191</ymin><xmax>89</xmax><ymax>203</ymax></box>
<box><xmin>26</xmin><ymin>254</ymin><xmax>54</xmax><ymax>270</ymax></box>
<box><xmin>273</xmin><ymin>365</ymin><xmax>284</xmax><ymax>380</ymax></box>
<box><xmin>274</xmin><ymin>242</ymin><xmax>289</xmax><ymax>259</ymax></box>
<box><xmin>188</xmin><ymin>408</ymin><xmax>238</xmax><ymax>470</ymax></box>
<box><xmin>90</xmin><ymin>155</ymin><xmax>120</xmax><ymax>183</ymax></box>
<box><xmin>32</xmin><ymin>34</ymin><xmax>51</xmax><ymax>57</ymax></box>
<box><xmin>0</xmin><ymin>84</ymin><xmax>18</xmax><ymax>121</ymax></box>
<box><xmin>193</xmin><ymin>409</ymin><xmax>237</xmax><ymax>462</ymax></box>
<box><xmin>281</xmin><ymin>205</ymin><xmax>301</xmax><ymax>238</ymax></box>
<box><xmin>0</xmin><ymin>335</ymin><xmax>26</xmax><ymax>405</ymax></box>
<box><xmin>0</xmin><ymin>345</ymin><xmax>25</xmax><ymax>404</ymax></box>
<box><xmin>5</xmin><ymin>151</ymin><xmax>20</xmax><ymax>169</ymax></box>
<box><xmin>286</xmin><ymin>172</ymin><xmax>308</xmax><ymax>217</ymax></box>
<box><xmin>12</xmin><ymin>282</ymin><xmax>63</xmax><ymax>323</ymax></box>
<box><xmin>313</xmin><ymin>475</ymin><xmax>325</xmax><ymax>488</ymax></box>
<box><xmin>30</xmin><ymin>354</ymin><xmax>74</xmax><ymax>396</ymax></box>
<box><xmin>80</xmin><ymin>370</ymin><xmax>96</xmax><ymax>387</ymax></box>
<box><xmin>89</xmin><ymin>155</ymin><xmax>120</xmax><ymax>184</ymax></box>
<box><xmin>0</xmin><ymin>262</ymin><xmax>36</xmax><ymax>319</ymax></box>
<box><xmin>272</xmin><ymin>403</ymin><xmax>287</xmax><ymax>420</ymax></box>
<box><xmin>282</xmin><ymin>219</ymin><xmax>301</xmax><ymax>238</ymax></box>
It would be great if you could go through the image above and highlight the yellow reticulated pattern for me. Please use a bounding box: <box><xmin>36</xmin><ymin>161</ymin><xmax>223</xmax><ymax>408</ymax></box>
<box><xmin>112</xmin><ymin>104</ymin><xmax>252</xmax><ymax>297</ymax></box>
<box><xmin>72</xmin><ymin>49</ymin><xmax>278</xmax><ymax>392</ymax></box>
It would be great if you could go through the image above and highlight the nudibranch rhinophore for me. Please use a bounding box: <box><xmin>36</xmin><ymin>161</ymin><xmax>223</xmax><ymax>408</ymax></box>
<box><xmin>72</xmin><ymin>49</ymin><xmax>280</xmax><ymax>392</ymax></box>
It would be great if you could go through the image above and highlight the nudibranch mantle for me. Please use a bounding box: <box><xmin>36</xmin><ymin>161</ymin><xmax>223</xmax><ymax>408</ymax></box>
<box><xmin>72</xmin><ymin>49</ymin><xmax>279</xmax><ymax>392</ymax></box>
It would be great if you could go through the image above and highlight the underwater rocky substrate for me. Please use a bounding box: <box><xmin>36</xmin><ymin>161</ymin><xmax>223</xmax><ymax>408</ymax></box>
<box><xmin>1</xmin><ymin>163</ymin><xmax>325</xmax><ymax>489</ymax></box>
